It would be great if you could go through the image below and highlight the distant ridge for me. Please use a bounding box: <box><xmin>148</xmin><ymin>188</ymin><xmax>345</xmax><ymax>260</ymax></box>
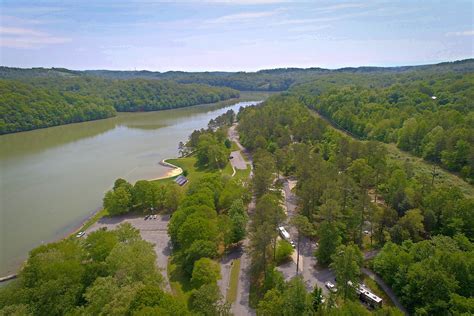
<box><xmin>1</xmin><ymin>58</ymin><xmax>473</xmax><ymax>91</ymax></box>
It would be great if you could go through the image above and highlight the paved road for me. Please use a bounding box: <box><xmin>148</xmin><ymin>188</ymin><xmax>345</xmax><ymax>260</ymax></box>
<box><xmin>363</xmin><ymin>249</ymin><xmax>380</xmax><ymax>260</ymax></box>
<box><xmin>277</xmin><ymin>179</ymin><xmax>334</xmax><ymax>295</ymax></box>
<box><xmin>218</xmin><ymin>248</ymin><xmax>242</xmax><ymax>299</ymax></box>
<box><xmin>85</xmin><ymin>214</ymin><xmax>172</xmax><ymax>291</ymax></box>
<box><xmin>228</xmin><ymin>123</ymin><xmax>256</xmax><ymax>316</ymax></box>
<box><xmin>230</xmin><ymin>150</ymin><xmax>247</xmax><ymax>170</ymax></box>
<box><xmin>362</xmin><ymin>268</ymin><xmax>408</xmax><ymax>315</ymax></box>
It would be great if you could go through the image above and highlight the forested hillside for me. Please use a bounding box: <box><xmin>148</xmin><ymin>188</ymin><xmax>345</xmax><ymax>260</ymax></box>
<box><xmin>292</xmin><ymin>71</ymin><xmax>474</xmax><ymax>182</ymax></box>
<box><xmin>237</xmin><ymin>94</ymin><xmax>473</xmax><ymax>315</ymax></box>
<box><xmin>2</xmin><ymin>59</ymin><xmax>472</xmax><ymax>92</ymax></box>
<box><xmin>0</xmin><ymin>77</ymin><xmax>239</xmax><ymax>134</ymax></box>
<box><xmin>0</xmin><ymin>80</ymin><xmax>116</xmax><ymax>134</ymax></box>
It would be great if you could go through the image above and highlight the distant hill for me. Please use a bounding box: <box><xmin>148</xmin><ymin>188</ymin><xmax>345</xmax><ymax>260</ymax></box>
<box><xmin>1</xmin><ymin>59</ymin><xmax>473</xmax><ymax>91</ymax></box>
<box><xmin>0</xmin><ymin>77</ymin><xmax>239</xmax><ymax>134</ymax></box>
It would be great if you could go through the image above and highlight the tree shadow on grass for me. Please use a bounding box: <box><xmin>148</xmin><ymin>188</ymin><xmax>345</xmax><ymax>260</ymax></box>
<box><xmin>168</xmin><ymin>256</ymin><xmax>194</xmax><ymax>294</ymax></box>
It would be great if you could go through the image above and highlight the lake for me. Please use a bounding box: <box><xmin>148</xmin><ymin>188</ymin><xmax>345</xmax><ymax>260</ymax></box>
<box><xmin>0</xmin><ymin>92</ymin><xmax>267</xmax><ymax>276</ymax></box>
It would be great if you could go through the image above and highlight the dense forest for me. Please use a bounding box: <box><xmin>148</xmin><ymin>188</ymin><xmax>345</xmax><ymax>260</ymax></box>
<box><xmin>236</xmin><ymin>94</ymin><xmax>473</xmax><ymax>315</ymax></box>
<box><xmin>2</xmin><ymin>59</ymin><xmax>472</xmax><ymax>91</ymax></box>
<box><xmin>0</xmin><ymin>77</ymin><xmax>239</xmax><ymax>134</ymax></box>
<box><xmin>0</xmin><ymin>80</ymin><xmax>116</xmax><ymax>134</ymax></box>
<box><xmin>292</xmin><ymin>71</ymin><xmax>474</xmax><ymax>182</ymax></box>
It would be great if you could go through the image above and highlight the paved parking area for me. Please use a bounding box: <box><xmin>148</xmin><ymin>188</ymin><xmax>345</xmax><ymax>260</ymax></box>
<box><xmin>230</xmin><ymin>150</ymin><xmax>247</xmax><ymax>170</ymax></box>
<box><xmin>85</xmin><ymin>214</ymin><xmax>171</xmax><ymax>291</ymax></box>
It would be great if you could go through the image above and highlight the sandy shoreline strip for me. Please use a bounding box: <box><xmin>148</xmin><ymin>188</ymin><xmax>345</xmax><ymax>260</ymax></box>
<box><xmin>149</xmin><ymin>159</ymin><xmax>183</xmax><ymax>181</ymax></box>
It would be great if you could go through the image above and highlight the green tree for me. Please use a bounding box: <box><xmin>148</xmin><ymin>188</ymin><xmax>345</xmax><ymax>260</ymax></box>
<box><xmin>330</xmin><ymin>243</ymin><xmax>363</xmax><ymax>300</ymax></box>
<box><xmin>315</xmin><ymin>221</ymin><xmax>341</xmax><ymax>266</ymax></box>
<box><xmin>191</xmin><ymin>258</ymin><xmax>221</xmax><ymax>288</ymax></box>
<box><xmin>189</xmin><ymin>283</ymin><xmax>230</xmax><ymax>316</ymax></box>
<box><xmin>177</xmin><ymin>216</ymin><xmax>218</xmax><ymax>249</ymax></box>
<box><xmin>396</xmin><ymin>208</ymin><xmax>425</xmax><ymax>242</ymax></box>
<box><xmin>85</xmin><ymin>229</ymin><xmax>118</xmax><ymax>262</ymax></box>
<box><xmin>228</xmin><ymin>199</ymin><xmax>248</xmax><ymax>243</ymax></box>
<box><xmin>103</xmin><ymin>186</ymin><xmax>132</xmax><ymax>215</ymax></box>
<box><xmin>106</xmin><ymin>240</ymin><xmax>162</xmax><ymax>285</ymax></box>
<box><xmin>291</xmin><ymin>214</ymin><xmax>313</xmax><ymax>274</ymax></box>
<box><xmin>275</xmin><ymin>240</ymin><xmax>293</xmax><ymax>264</ymax></box>
<box><xmin>253</xmin><ymin>150</ymin><xmax>276</xmax><ymax>198</ymax></box>
<box><xmin>182</xmin><ymin>240</ymin><xmax>218</xmax><ymax>275</ymax></box>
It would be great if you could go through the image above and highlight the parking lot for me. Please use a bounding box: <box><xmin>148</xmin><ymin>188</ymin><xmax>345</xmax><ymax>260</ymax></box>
<box><xmin>85</xmin><ymin>214</ymin><xmax>171</xmax><ymax>290</ymax></box>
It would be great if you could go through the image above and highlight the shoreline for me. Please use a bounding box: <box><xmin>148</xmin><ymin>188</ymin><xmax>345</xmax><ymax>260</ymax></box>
<box><xmin>0</xmin><ymin>97</ymin><xmax>264</xmax><ymax>282</ymax></box>
<box><xmin>0</xmin><ymin>158</ymin><xmax>183</xmax><ymax>282</ymax></box>
<box><xmin>149</xmin><ymin>159</ymin><xmax>183</xmax><ymax>181</ymax></box>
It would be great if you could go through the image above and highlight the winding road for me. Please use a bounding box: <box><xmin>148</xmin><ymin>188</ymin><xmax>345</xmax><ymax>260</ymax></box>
<box><xmin>227</xmin><ymin>123</ymin><xmax>256</xmax><ymax>316</ymax></box>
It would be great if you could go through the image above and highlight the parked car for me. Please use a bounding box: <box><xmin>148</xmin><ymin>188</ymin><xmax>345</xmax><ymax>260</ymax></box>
<box><xmin>144</xmin><ymin>215</ymin><xmax>149</xmax><ymax>220</ymax></box>
<box><xmin>153</xmin><ymin>215</ymin><xmax>157</xmax><ymax>219</ymax></box>
<box><xmin>76</xmin><ymin>231</ymin><xmax>85</xmax><ymax>238</ymax></box>
<box><xmin>325</xmin><ymin>281</ymin><xmax>337</xmax><ymax>293</ymax></box>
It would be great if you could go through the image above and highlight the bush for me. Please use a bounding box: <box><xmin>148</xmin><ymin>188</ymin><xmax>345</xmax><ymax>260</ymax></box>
<box><xmin>276</xmin><ymin>240</ymin><xmax>294</xmax><ymax>264</ymax></box>
<box><xmin>191</xmin><ymin>258</ymin><xmax>221</xmax><ymax>288</ymax></box>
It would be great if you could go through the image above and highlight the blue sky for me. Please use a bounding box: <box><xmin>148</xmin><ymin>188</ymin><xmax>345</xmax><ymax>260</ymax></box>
<box><xmin>1</xmin><ymin>0</ymin><xmax>472</xmax><ymax>71</ymax></box>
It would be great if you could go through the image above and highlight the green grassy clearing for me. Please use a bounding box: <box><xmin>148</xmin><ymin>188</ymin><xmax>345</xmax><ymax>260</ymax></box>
<box><xmin>230</xmin><ymin>141</ymin><xmax>240</xmax><ymax>152</ymax></box>
<box><xmin>166</xmin><ymin>156</ymin><xmax>235</xmax><ymax>186</ymax></box>
<box><xmin>234</xmin><ymin>165</ymin><xmax>251</xmax><ymax>182</ymax></box>
<box><xmin>226</xmin><ymin>258</ymin><xmax>241</xmax><ymax>303</ymax></box>
<box><xmin>385</xmin><ymin>143</ymin><xmax>474</xmax><ymax>198</ymax></box>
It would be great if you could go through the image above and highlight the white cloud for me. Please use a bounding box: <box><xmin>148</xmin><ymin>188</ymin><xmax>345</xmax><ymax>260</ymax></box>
<box><xmin>176</xmin><ymin>0</ymin><xmax>292</xmax><ymax>3</ymax></box>
<box><xmin>446</xmin><ymin>30</ymin><xmax>474</xmax><ymax>37</ymax></box>
<box><xmin>313</xmin><ymin>3</ymin><xmax>367</xmax><ymax>13</ymax></box>
<box><xmin>0</xmin><ymin>26</ymin><xmax>70</xmax><ymax>49</ymax></box>
<box><xmin>1</xmin><ymin>36</ymin><xmax>71</xmax><ymax>49</ymax></box>
<box><xmin>0</xmin><ymin>26</ymin><xmax>46</xmax><ymax>37</ymax></box>
<box><xmin>272</xmin><ymin>11</ymin><xmax>368</xmax><ymax>26</ymax></box>
<box><xmin>206</xmin><ymin>8</ymin><xmax>284</xmax><ymax>23</ymax></box>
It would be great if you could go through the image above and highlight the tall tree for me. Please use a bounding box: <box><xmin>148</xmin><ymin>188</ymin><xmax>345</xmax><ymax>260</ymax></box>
<box><xmin>330</xmin><ymin>243</ymin><xmax>363</xmax><ymax>300</ymax></box>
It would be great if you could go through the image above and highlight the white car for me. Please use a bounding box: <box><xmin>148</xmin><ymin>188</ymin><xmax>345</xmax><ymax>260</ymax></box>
<box><xmin>76</xmin><ymin>231</ymin><xmax>85</xmax><ymax>238</ymax></box>
<box><xmin>325</xmin><ymin>281</ymin><xmax>337</xmax><ymax>293</ymax></box>
<box><xmin>153</xmin><ymin>214</ymin><xmax>157</xmax><ymax>219</ymax></box>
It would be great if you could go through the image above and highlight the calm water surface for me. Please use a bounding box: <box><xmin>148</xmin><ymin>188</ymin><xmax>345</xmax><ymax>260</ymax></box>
<box><xmin>0</xmin><ymin>95</ymin><xmax>265</xmax><ymax>275</ymax></box>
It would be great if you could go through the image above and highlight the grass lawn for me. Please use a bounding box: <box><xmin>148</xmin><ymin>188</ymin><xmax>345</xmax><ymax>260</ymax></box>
<box><xmin>230</xmin><ymin>141</ymin><xmax>240</xmax><ymax>152</ymax></box>
<box><xmin>234</xmin><ymin>165</ymin><xmax>251</xmax><ymax>182</ymax></box>
<box><xmin>361</xmin><ymin>275</ymin><xmax>394</xmax><ymax>307</ymax></box>
<box><xmin>166</xmin><ymin>156</ymin><xmax>235</xmax><ymax>187</ymax></box>
<box><xmin>226</xmin><ymin>258</ymin><xmax>241</xmax><ymax>303</ymax></box>
<box><xmin>222</xmin><ymin>160</ymin><xmax>234</xmax><ymax>176</ymax></box>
